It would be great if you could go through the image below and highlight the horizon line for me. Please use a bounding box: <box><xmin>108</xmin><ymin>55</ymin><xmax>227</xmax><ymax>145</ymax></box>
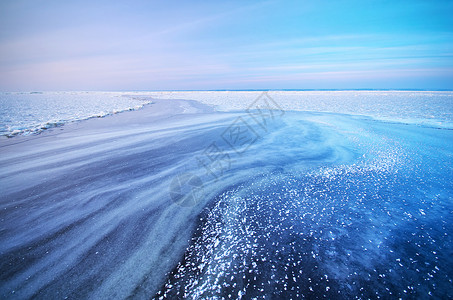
<box><xmin>2</xmin><ymin>88</ymin><xmax>453</xmax><ymax>93</ymax></box>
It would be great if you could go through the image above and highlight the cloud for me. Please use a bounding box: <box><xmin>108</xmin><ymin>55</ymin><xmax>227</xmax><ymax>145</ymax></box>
<box><xmin>1</xmin><ymin>1</ymin><xmax>452</xmax><ymax>90</ymax></box>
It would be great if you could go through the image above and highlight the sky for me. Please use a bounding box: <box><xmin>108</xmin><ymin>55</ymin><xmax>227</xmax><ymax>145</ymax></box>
<box><xmin>0</xmin><ymin>0</ymin><xmax>452</xmax><ymax>91</ymax></box>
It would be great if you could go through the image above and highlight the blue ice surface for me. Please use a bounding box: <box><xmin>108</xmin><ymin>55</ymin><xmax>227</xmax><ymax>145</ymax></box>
<box><xmin>155</xmin><ymin>111</ymin><xmax>453</xmax><ymax>299</ymax></box>
<box><xmin>0</xmin><ymin>104</ymin><xmax>452</xmax><ymax>299</ymax></box>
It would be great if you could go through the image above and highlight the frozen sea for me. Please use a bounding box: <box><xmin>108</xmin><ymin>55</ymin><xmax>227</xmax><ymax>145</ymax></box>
<box><xmin>0</xmin><ymin>91</ymin><xmax>452</xmax><ymax>299</ymax></box>
<box><xmin>0</xmin><ymin>92</ymin><xmax>151</xmax><ymax>137</ymax></box>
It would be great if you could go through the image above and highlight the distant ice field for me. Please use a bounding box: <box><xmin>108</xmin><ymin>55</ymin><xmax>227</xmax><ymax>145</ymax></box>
<box><xmin>1</xmin><ymin>91</ymin><xmax>452</xmax><ymax>138</ymax></box>
<box><xmin>148</xmin><ymin>90</ymin><xmax>453</xmax><ymax>129</ymax></box>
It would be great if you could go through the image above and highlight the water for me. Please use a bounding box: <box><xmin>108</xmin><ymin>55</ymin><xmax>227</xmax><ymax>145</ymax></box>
<box><xmin>0</xmin><ymin>92</ymin><xmax>452</xmax><ymax>298</ymax></box>
<box><xmin>0</xmin><ymin>91</ymin><xmax>151</xmax><ymax>137</ymax></box>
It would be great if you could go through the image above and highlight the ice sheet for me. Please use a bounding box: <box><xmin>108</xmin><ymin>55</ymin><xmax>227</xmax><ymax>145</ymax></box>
<box><xmin>1</xmin><ymin>96</ymin><xmax>452</xmax><ymax>298</ymax></box>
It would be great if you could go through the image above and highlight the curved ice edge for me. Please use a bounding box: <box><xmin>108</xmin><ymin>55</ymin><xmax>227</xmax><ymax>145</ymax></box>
<box><xmin>240</xmin><ymin>107</ymin><xmax>453</xmax><ymax>131</ymax></box>
<box><xmin>2</xmin><ymin>100</ymin><xmax>153</xmax><ymax>138</ymax></box>
<box><xmin>343</xmin><ymin>113</ymin><xmax>453</xmax><ymax>131</ymax></box>
<box><xmin>148</xmin><ymin>94</ymin><xmax>453</xmax><ymax>130</ymax></box>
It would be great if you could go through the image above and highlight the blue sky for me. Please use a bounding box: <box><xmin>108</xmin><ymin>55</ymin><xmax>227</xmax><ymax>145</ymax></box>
<box><xmin>1</xmin><ymin>0</ymin><xmax>452</xmax><ymax>91</ymax></box>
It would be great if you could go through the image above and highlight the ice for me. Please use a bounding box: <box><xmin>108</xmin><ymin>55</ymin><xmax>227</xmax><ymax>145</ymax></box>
<box><xmin>0</xmin><ymin>92</ymin><xmax>151</xmax><ymax>137</ymax></box>
<box><xmin>1</xmin><ymin>93</ymin><xmax>452</xmax><ymax>298</ymax></box>
<box><xmin>153</xmin><ymin>109</ymin><xmax>453</xmax><ymax>299</ymax></box>
<box><xmin>148</xmin><ymin>90</ymin><xmax>453</xmax><ymax>129</ymax></box>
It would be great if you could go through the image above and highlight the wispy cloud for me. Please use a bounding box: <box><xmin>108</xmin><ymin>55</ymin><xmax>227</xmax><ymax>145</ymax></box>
<box><xmin>1</xmin><ymin>0</ymin><xmax>452</xmax><ymax>90</ymax></box>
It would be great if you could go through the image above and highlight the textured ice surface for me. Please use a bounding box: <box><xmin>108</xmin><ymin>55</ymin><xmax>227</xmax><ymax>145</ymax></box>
<box><xmin>0</xmin><ymin>95</ymin><xmax>452</xmax><ymax>299</ymax></box>
<box><xmin>0</xmin><ymin>92</ymin><xmax>151</xmax><ymax>137</ymax></box>
<box><xmin>154</xmin><ymin>111</ymin><xmax>453</xmax><ymax>299</ymax></box>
